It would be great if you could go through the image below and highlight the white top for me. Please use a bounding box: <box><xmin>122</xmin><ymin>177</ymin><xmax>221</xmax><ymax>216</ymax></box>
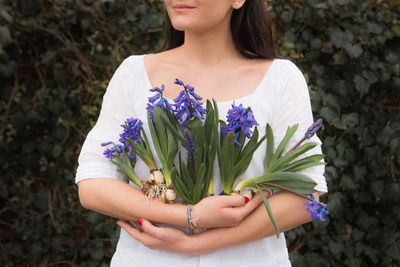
<box><xmin>75</xmin><ymin>55</ymin><xmax>328</xmax><ymax>267</ymax></box>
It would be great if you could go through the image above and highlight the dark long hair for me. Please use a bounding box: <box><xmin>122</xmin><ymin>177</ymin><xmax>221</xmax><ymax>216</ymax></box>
<box><xmin>159</xmin><ymin>0</ymin><xmax>277</xmax><ymax>59</ymax></box>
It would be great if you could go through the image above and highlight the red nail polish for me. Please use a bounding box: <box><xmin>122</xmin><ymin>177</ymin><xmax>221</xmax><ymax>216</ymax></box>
<box><xmin>137</xmin><ymin>219</ymin><xmax>143</xmax><ymax>226</ymax></box>
<box><xmin>244</xmin><ymin>196</ymin><xmax>249</xmax><ymax>204</ymax></box>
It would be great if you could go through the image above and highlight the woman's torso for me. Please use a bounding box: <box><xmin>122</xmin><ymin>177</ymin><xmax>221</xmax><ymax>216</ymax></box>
<box><xmin>110</xmin><ymin>54</ymin><xmax>292</xmax><ymax>267</ymax></box>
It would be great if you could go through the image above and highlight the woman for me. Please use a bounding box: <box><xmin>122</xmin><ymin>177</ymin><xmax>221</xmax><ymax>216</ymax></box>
<box><xmin>76</xmin><ymin>0</ymin><xmax>328</xmax><ymax>266</ymax></box>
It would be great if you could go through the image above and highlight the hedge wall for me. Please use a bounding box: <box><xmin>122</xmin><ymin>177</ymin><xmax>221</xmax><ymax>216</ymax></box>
<box><xmin>0</xmin><ymin>0</ymin><xmax>399</xmax><ymax>266</ymax></box>
<box><xmin>272</xmin><ymin>1</ymin><xmax>400</xmax><ymax>266</ymax></box>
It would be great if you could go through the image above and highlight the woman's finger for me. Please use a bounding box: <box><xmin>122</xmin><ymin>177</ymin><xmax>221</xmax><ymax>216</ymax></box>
<box><xmin>117</xmin><ymin>220</ymin><xmax>160</xmax><ymax>247</ymax></box>
<box><xmin>140</xmin><ymin>219</ymin><xmax>167</xmax><ymax>240</ymax></box>
<box><xmin>230</xmin><ymin>194</ymin><xmax>263</xmax><ymax>219</ymax></box>
<box><xmin>220</xmin><ymin>195</ymin><xmax>246</xmax><ymax>207</ymax></box>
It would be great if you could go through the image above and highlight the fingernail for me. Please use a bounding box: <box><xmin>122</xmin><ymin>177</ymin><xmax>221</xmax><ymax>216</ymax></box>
<box><xmin>244</xmin><ymin>196</ymin><xmax>249</xmax><ymax>204</ymax></box>
<box><xmin>137</xmin><ymin>219</ymin><xmax>143</xmax><ymax>226</ymax></box>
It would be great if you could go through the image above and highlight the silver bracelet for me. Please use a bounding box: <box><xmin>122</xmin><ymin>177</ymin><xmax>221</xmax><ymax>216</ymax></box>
<box><xmin>187</xmin><ymin>204</ymin><xmax>193</xmax><ymax>235</ymax></box>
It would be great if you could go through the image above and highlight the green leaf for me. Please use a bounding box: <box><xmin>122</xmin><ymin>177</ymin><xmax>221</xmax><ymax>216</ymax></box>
<box><xmin>345</xmin><ymin>44</ymin><xmax>363</xmax><ymax>58</ymax></box>
<box><xmin>265</xmin><ymin>124</ymin><xmax>274</xmax><ymax>168</ymax></box>
<box><xmin>268</xmin><ymin>142</ymin><xmax>318</xmax><ymax>172</ymax></box>
<box><xmin>179</xmin><ymin>156</ymin><xmax>194</xmax><ymax>192</ymax></box>
<box><xmin>187</xmin><ymin>116</ymin><xmax>205</xmax><ymax>143</ymax></box>
<box><xmin>353</xmin><ymin>75</ymin><xmax>370</xmax><ymax>98</ymax></box>
<box><xmin>193</xmin><ymin>163</ymin><xmax>206</xmax><ymax>202</ymax></box>
<box><xmin>166</xmin><ymin>128</ymin><xmax>178</xmax><ymax>162</ymax></box>
<box><xmin>171</xmin><ymin>167</ymin><xmax>192</xmax><ymax>204</ymax></box>
<box><xmin>341</xmin><ymin>113</ymin><xmax>359</xmax><ymax>129</ymax></box>
<box><xmin>219</xmin><ymin>132</ymin><xmax>235</xmax><ymax>193</ymax></box>
<box><xmin>147</xmin><ymin>110</ymin><xmax>165</xmax><ymax>164</ymax></box>
<box><xmin>280</xmin><ymin>155</ymin><xmax>326</xmax><ymax>172</ymax></box>
<box><xmin>234</xmin><ymin>129</ymin><xmax>266</xmax><ymax>179</ymax></box>
<box><xmin>272</xmin><ymin>124</ymin><xmax>298</xmax><ymax>162</ymax></box>
<box><xmin>160</xmin><ymin>111</ymin><xmax>184</xmax><ymax>142</ymax></box>
<box><xmin>255</xmin><ymin>183</ymin><xmax>280</xmax><ymax>238</ymax></box>
<box><xmin>152</xmin><ymin>107</ymin><xmax>168</xmax><ymax>155</ymax></box>
<box><xmin>254</xmin><ymin>172</ymin><xmax>317</xmax><ymax>194</ymax></box>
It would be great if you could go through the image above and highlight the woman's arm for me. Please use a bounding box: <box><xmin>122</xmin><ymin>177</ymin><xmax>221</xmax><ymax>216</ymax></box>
<box><xmin>188</xmin><ymin>191</ymin><xmax>319</xmax><ymax>254</ymax></box>
<box><xmin>117</xmin><ymin>191</ymin><xmax>319</xmax><ymax>255</ymax></box>
<box><xmin>78</xmin><ymin>178</ymin><xmax>265</xmax><ymax>228</ymax></box>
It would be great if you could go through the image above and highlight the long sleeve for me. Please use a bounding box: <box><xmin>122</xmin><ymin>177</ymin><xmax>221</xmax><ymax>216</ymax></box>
<box><xmin>75</xmin><ymin>56</ymin><xmax>142</xmax><ymax>183</ymax></box>
<box><xmin>271</xmin><ymin>60</ymin><xmax>327</xmax><ymax>193</ymax></box>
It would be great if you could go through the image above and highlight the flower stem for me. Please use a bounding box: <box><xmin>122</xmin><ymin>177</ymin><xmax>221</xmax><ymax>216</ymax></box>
<box><xmin>287</xmin><ymin>136</ymin><xmax>306</xmax><ymax>153</ymax></box>
<box><xmin>163</xmin><ymin>168</ymin><xmax>172</xmax><ymax>186</ymax></box>
<box><xmin>207</xmin><ymin>179</ymin><xmax>214</xmax><ymax>196</ymax></box>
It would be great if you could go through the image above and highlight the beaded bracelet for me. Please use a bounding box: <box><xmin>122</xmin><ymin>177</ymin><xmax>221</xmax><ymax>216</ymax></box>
<box><xmin>187</xmin><ymin>204</ymin><xmax>193</xmax><ymax>235</ymax></box>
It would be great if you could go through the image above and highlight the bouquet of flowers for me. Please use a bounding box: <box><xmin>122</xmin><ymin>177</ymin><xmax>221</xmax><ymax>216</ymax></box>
<box><xmin>101</xmin><ymin>79</ymin><xmax>329</xmax><ymax>236</ymax></box>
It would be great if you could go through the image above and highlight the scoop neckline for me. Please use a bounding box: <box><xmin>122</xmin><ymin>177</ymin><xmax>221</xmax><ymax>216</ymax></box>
<box><xmin>140</xmin><ymin>54</ymin><xmax>276</xmax><ymax>105</ymax></box>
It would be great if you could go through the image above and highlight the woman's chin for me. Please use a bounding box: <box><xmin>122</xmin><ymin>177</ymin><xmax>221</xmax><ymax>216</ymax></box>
<box><xmin>170</xmin><ymin>21</ymin><xmax>195</xmax><ymax>32</ymax></box>
<box><xmin>171</xmin><ymin>23</ymin><xmax>210</xmax><ymax>34</ymax></box>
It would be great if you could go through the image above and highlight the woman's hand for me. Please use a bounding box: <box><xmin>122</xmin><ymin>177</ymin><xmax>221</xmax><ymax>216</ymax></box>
<box><xmin>117</xmin><ymin>219</ymin><xmax>194</xmax><ymax>254</ymax></box>
<box><xmin>191</xmin><ymin>192</ymin><xmax>267</xmax><ymax>228</ymax></box>
<box><xmin>119</xmin><ymin>191</ymin><xmax>316</xmax><ymax>255</ymax></box>
<box><xmin>116</xmin><ymin>192</ymin><xmax>270</xmax><ymax>254</ymax></box>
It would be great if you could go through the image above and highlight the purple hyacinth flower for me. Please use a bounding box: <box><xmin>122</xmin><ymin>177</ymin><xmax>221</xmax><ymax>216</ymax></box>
<box><xmin>147</xmin><ymin>84</ymin><xmax>173</xmax><ymax>120</ymax></box>
<box><xmin>221</xmin><ymin>102</ymin><xmax>258</xmax><ymax>146</ymax></box>
<box><xmin>181</xmin><ymin>129</ymin><xmax>198</xmax><ymax>161</ymax></box>
<box><xmin>305</xmin><ymin>119</ymin><xmax>323</xmax><ymax>139</ymax></box>
<box><xmin>172</xmin><ymin>79</ymin><xmax>207</xmax><ymax>127</ymax></box>
<box><xmin>119</xmin><ymin>118</ymin><xmax>143</xmax><ymax>150</ymax></box>
<box><xmin>304</xmin><ymin>194</ymin><xmax>329</xmax><ymax>221</ymax></box>
<box><xmin>103</xmin><ymin>147</ymin><xmax>116</xmax><ymax>159</ymax></box>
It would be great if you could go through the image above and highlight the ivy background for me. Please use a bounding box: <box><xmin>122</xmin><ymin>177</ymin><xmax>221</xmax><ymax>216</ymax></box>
<box><xmin>0</xmin><ymin>0</ymin><xmax>399</xmax><ymax>266</ymax></box>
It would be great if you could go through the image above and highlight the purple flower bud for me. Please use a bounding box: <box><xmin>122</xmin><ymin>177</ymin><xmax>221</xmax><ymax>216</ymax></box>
<box><xmin>181</xmin><ymin>129</ymin><xmax>198</xmax><ymax>161</ymax></box>
<box><xmin>174</xmin><ymin>78</ymin><xmax>184</xmax><ymax>85</ymax></box>
<box><xmin>148</xmin><ymin>94</ymin><xmax>161</xmax><ymax>104</ymax></box>
<box><xmin>184</xmin><ymin>84</ymin><xmax>194</xmax><ymax>91</ymax></box>
<box><xmin>189</xmin><ymin>90</ymin><xmax>202</xmax><ymax>101</ymax></box>
<box><xmin>173</xmin><ymin>90</ymin><xmax>186</xmax><ymax>103</ymax></box>
<box><xmin>117</xmin><ymin>145</ymin><xmax>123</xmax><ymax>153</ymax></box>
<box><xmin>162</xmin><ymin>98</ymin><xmax>173</xmax><ymax>111</ymax></box>
<box><xmin>305</xmin><ymin>119</ymin><xmax>323</xmax><ymax>139</ymax></box>
<box><xmin>150</xmin><ymin>84</ymin><xmax>165</xmax><ymax>94</ymax></box>
<box><xmin>101</xmin><ymin>141</ymin><xmax>113</xmax><ymax>146</ymax></box>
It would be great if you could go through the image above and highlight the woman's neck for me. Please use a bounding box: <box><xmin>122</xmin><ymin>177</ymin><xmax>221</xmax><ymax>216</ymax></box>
<box><xmin>177</xmin><ymin>23</ymin><xmax>243</xmax><ymax>66</ymax></box>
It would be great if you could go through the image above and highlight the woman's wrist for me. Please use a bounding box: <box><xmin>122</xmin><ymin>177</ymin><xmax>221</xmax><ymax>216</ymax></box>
<box><xmin>182</xmin><ymin>232</ymin><xmax>208</xmax><ymax>255</ymax></box>
<box><xmin>149</xmin><ymin>201</ymin><xmax>189</xmax><ymax>227</ymax></box>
